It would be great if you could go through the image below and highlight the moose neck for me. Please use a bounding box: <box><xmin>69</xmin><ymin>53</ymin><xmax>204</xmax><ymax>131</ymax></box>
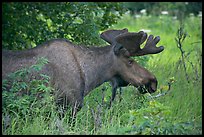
<box><xmin>75</xmin><ymin>45</ymin><xmax>116</xmax><ymax>96</ymax></box>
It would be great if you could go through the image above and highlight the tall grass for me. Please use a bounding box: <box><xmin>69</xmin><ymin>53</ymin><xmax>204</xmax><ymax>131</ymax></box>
<box><xmin>112</xmin><ymin>13</ymin><xmax>202</xmax><ymax>134</ymax></box>
<box><xmin>2</xmin><ymin>14</ymin><xmax>202</xmax><ymax>135</ymax></box>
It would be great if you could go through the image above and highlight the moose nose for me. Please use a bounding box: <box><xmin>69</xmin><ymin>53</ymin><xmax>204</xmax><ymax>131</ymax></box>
<box><xmin>137</xmin><ymin>77</ymin><xmax>158</xmax><ymax>94</ymax></box>
<box><xmin>148</xmin><ymin>78</ymin><xmax>158</xmax><ymax>93</ymax></box>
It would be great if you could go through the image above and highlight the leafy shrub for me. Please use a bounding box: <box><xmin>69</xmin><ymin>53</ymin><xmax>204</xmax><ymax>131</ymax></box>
<box><xmin>2</xmin><ymin>57</ymin><xmax>55</xmax><ymax>119</ymax></box>
<box><xmin>2</xmin><ymin>2</ymin><xmax>126</xmax><ymax>50</ymax></box>
<box><xmin>117</xmin><ymin>94</ymin><xmax>196</xmax><ymax>135</ymax></box>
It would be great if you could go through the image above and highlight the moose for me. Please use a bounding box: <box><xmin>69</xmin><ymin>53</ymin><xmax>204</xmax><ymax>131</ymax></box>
<box><xmin>2</xmin><ymin>28</ymin><xmax>164</xmax><ymax>119</ymax></box>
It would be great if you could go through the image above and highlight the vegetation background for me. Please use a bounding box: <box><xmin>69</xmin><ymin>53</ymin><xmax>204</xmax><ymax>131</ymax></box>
<box><xmin>2</xmin><ymin>2</ymin><xmax>202</xmax><ymax>135</ymax></box>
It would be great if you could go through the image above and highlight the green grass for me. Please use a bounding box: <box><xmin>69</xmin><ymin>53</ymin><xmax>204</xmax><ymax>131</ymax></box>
<box><xmin>2</xmin><ymin>14</ymin><xmax>202</xmax><ymax>135</ymax></box>
<box><xmin>114</xmin><ymin>14</ymin><xmax>202</xmax><ymax>134</ymax></box>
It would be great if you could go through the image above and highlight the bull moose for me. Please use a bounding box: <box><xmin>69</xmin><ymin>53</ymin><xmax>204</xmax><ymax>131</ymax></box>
<box><xmin>2</xmin><ymin>28</ymin><xmax>164</xmax><ymax>119</ymax></box>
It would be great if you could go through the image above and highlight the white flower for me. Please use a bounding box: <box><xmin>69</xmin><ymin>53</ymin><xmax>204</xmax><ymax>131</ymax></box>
<box><xmin>140</xmin><ymin>29</ymin><xmax>151</xmax><ymax>33</ymax></box>
<box><xmin>135</xmin><ymin>14</ymin><xmax>141</xmax><ymax>18</ymax></box>
<box><xmin>161</xmin><ymin>11</ymin><xmax>168</xmax><ymax>15</ymax></box>
<box><xmin>189</xmin><ymin>13</ymin><xmax>194</xmax><ymax>17</ymax></box>
<box><xmin>124</xmin><ymin>10</ymin><xmax>130</xmax><ymax>15</ymax></box>
<box><xmin>172</xmin><ymin>16</ymin><xmax>177</xmax><ymax>20</ymax></box>
<box><xmin>140</xmin><ymin>9</ymin><xmax>146</xmax><ymax>14</ymax></box>
<box><xmin>198</xmin><ymin>11</ymin><xmax>202</xmax><ymax>18</ymax></box>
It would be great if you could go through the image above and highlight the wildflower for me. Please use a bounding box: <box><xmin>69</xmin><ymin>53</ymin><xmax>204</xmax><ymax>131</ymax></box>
<box><xmin>172</xmin><ymin>16</ymin><xmax>177</xmax><ymax>20</ymax></box>
<box><xmin>160</xmin><ymin>85</ymin><xmax>169</xmax><ymax>91</ymax></box>
<box><xmin>135</xmin><ymin>14</ymin><xmax>141</xmax><ymax>18</ymax></box>
<box><xmin>161</xmin><ymin>11</ymin><xmax>168</xmax><ymax>15</ymax></box>
<box><xmin>140</xmin><ymin>9</ymin><xmax>146</xmax><ymax>15</ymax></box>
<box><xmin>189</xmin><ymin>13</ymin><xmax>194</xmax><ymax>17</ymax></box>
<box><xmin>198</xmin><ymin>11</ymin><xmax>202</xmax><ymax>18</ymax></box>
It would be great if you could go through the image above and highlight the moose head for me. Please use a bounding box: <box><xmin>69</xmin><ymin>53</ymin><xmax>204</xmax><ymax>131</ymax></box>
<box><xmin>101</xmin><ymin>28</ymin><xmax>164</xmax><ymax>94</ymax></box>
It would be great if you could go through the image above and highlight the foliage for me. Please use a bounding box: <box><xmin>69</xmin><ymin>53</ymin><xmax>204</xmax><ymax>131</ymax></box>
<box><xmin>124</xmin><ymin>2</ymin><xmax>202</xmax><ymax>19</ymax></box>
<box><xmin>2</xmin><ymin>4</ymin><xmax>202</xmax><ymax>135</ymax></box>
<box><xmin>2</xmin><ymin>57</ymin><xmax>56</xmax><ymax>134</ymax></box>
<box><xmin>85</xmin><ymin>12</ymin><xmax>202</xmax><ymax>135</ymax></box>
<box><xmin>80</xmin><ymin>84</ymin><xmax>198</xmax><ymax>135</ymax></box>
<box><xmin>126</xmin><ymin>97</ymin><xmax>194</xmax><ymax>135</ymax></box>
<box><xmin>2</xmin><ymin>2</ymin><xmax>126</xmax><ymax>50</ymax></box>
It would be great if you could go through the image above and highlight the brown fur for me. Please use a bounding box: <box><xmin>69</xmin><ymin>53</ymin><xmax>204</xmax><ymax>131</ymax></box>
<box><xmin>2</xmin><ymin>38</ymin><xmax>159</xmax><ymax>117</ymax></box>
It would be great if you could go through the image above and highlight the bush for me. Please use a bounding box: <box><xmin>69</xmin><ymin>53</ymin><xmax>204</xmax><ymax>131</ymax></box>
<box><xmin>2</xmin><ymin>57</ymin><xmax>56</xmax><ymax>132</ymax></box>
<box><xmin>2</xmin><ymin>2</ymin><xmax>126</xmax><ymax>50</ymax></box>
<box><xmin>101</xmin><ymin>93</ymin><xmax>196</xmax><ymax>135</ymax></box>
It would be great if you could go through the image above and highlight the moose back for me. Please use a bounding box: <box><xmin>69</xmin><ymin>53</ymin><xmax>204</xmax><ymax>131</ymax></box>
<box><xmin>2</xmin><ymin>28</ymin><xmax>164</xmax><ymax>116</ymax></box>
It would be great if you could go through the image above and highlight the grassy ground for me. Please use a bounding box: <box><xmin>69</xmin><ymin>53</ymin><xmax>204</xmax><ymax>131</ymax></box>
<box><xmin>112</xmin><ymin>13</ymin><xmax>202</xmax><ymax>134</ymax></box>
<box><xmin>2</xmin><ymin>14</ymin><xmax>202</xmax><ymax>135</ymax></box>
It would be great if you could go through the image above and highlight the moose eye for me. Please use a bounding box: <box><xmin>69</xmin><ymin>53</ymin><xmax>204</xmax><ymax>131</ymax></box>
<box><xmin>128</xmin><ymin>59</ymin><xmax>133</xmax><ymax>65</ymax></box>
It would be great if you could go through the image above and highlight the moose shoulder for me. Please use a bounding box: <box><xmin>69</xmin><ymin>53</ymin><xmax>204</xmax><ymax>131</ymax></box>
<box><xmin>2</xmin><ymin>28</ymin><xmax>164</xmax><ymax>117</ymax></box>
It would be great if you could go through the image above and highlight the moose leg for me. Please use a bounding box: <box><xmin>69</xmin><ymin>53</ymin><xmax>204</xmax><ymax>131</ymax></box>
<box><xmin>118</xmin><ymin>87</ymin><xmax>122</xmax><ymax>102</ymax></box>
<box><xmin>109</xmin><ymin>86</ymin><xmax>118</xmax><ymax>108</ymax></box>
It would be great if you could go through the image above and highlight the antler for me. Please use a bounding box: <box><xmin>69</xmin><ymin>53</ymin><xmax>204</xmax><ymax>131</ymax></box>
<box><xmin>136</xmin><ymin>35</ymin><xmax>164</xmax><ymax>56</ymax></box>
<box><xmin>100</xmin><ymin>28</ymin><xmax>128</xmax><ymax>45</ymax></box>
<box><xmin>115</xmin><ymin>32</ymin><xmax>164</xmax><ymax>56</ymax></box>
<box><xmin>100</xmin><ymin>28</ymin><xmax>164</xmax><ymax>56</ymax></box>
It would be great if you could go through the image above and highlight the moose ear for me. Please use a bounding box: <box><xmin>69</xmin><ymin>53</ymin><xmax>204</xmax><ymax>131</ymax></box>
<box><xmin>113</xmin><ymin>44</ymin><xmax>130</xmax><ymax>57</ymax></box>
